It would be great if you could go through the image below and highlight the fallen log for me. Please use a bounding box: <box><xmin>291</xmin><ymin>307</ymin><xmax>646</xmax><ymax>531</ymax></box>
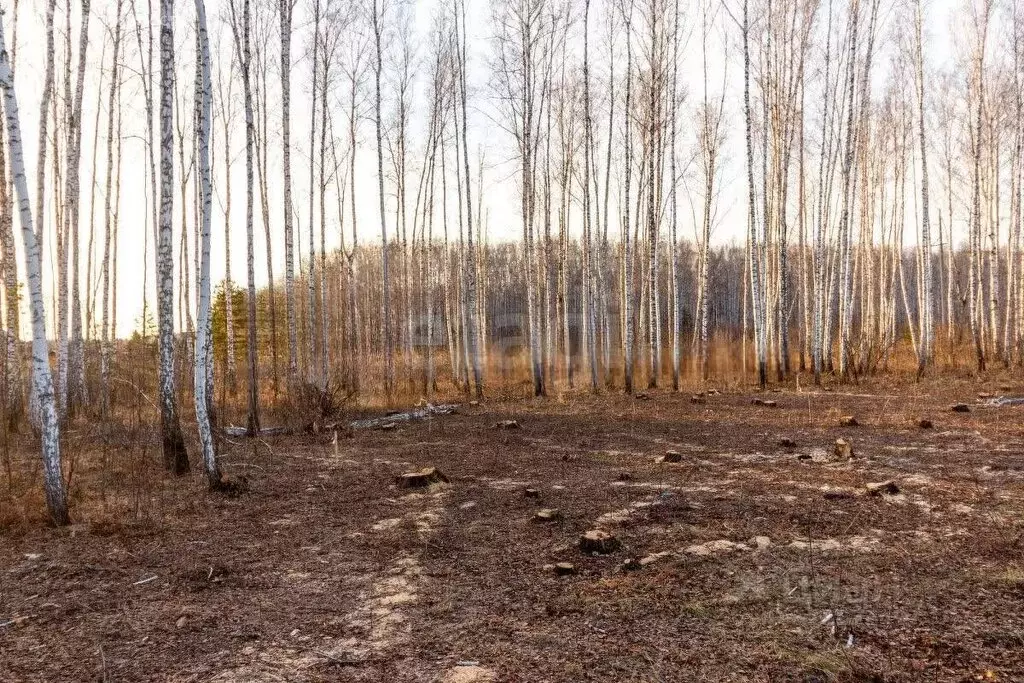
<box><xmin>223</xmin><ymin>425</ymin><xmax>290</xmax><ymax>438</ymax></box>
<box><xmin>350</xmin><ymin>403</ymin><xmax>459</xmax><ymax>430</ymax></box>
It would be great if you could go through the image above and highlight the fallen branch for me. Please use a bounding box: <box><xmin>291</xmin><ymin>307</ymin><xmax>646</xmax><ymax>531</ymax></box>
<box><xmin>985</xmin><ymin>397</ymin><xmax>1024</xmax><ymax>407</ymax></box>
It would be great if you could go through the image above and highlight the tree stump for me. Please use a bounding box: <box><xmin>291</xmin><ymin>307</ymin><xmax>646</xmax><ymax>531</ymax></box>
<box><xmin>778</xmin><ymin>437</ymin><xmax>797</xmax><ymax>448</ymax></box>
<box><xmin>866</xmin><ymin>480</ymin><xmax>900</xmax><ymax>496</ymax></box>
<box><xmin>833</xmin><ymin>438</ymin><xmax>854</xmax><ymax>460</ymax></box>
<box><xmin>839</xmin><ymin>415</ymin><xmax>859</xmax><ymax>427</ymax></box>
<box><xmin>660</xmin><ymin>450</ymin><xmax>683</xmax><ymax>463</ymax></box>
<box><xmin>545</xmin><ymin>562</ymin><xmax>576</xmax><ymax>576</ymax></box>
<box><xmin>524</xmin><ymin>488</ymin><xmax>540</xmax><ymax>498</ymax></box>
<box><xmin>579</xmin><ymin>529</ymin><xmax>620</xmax><ymax>554</ymax></box>
<box><xmin>532</xmin><ymin>508</ymin><xmax>562</xmax><ymax>523</ymax></box>
<box><xmin>396</xmin><ymin>467</ymin><xmax>450</xmax><ymax>489</ymax></box>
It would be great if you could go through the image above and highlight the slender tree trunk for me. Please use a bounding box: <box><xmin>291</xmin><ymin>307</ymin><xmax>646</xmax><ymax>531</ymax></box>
<box><xmin>280</xmin><ymin>0</ymin><xmax>297</xmax><ymax>388</ymax></box>
<box><xmin>193</xmin><ymin>0</ymin><xmax>221</xmax><ymax>488</ymax></box>
<box><xmin>100</xmin><ymin>0</ymin><xmax>125</xmax><ymax>417</ymax></box>
<box><xmin>157</xmin><ymin>0</ymin><xmax>189</xmax><ymax>473</ymax></box>
<box><xmin>0</xmin><ymin>16</ymin><xmax>69</xmax><ymax>523</ymax></box>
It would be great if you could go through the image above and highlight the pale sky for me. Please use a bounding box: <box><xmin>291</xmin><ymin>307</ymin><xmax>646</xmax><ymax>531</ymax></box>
<box><xmin>2</xmin><ymin>0</ymin><xmax>976</xmax><ymax>339</ymax></box>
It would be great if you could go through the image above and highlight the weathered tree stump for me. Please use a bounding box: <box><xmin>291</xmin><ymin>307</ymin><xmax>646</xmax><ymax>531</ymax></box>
<box><xmin>545</xmin><ymin>562</ymin><xmax>576</xmax><ymax>576</ymax></box>
<box><xmin>660</xmin><ymin>450</ymin><xmax>683</xmax><ymax>464</ymax></box>
<box><xmin>396</xmin><ymin>467</ymin><xmax>450</xmax><ymax>489</ymax></box>
<box><xmin>524</xmin><ymin>488</ymin><xmax>540</xmax><ymax>498</ymax></box>
<box><xmin>833</xmin><ymin>438</ymin><xmax>854</xmax><ymax>460</ymax></box>
<box><xmin>866</xmin><ymin>480</ymin><xmax>900</xmax><ymax>496</ymax></box>
<box><xmin>579</xmin><ymin>529</ymin><xmax>620</xmax><ymax>554</ymax></box>
<box><xmin>532</xmin><ymin>508</ymin><xmax>562</xmax><ymax>523</ymax></box>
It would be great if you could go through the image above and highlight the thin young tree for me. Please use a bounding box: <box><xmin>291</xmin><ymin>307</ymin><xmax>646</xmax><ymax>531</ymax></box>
<box><xmin>492</xmin><ymin>0</ymin><xmax>549</xmax><ymax>397</ymax></box>
<box><xmin>100</xmin><ymin>0</ymin><xmax>125</xmax><ymax>416</ymax></box>
<box><xmin>371</xmin><ymin>0</ymin><xmax>395</xmax><ymax>397</ymax></box>
<box><xmin>280</xmin><ymin>0</ymin><xmax>298</xmax><ymax>389</ymax></box>
<box><xmin>454</xmin><ymin>0</ymin><xmax>482</xmax><ymax>397</ymax></box>
<box><xmin>229</xmin><ymin>0</ymin><xmax>261</xmax><ymax>434</ymax></box>
<box><xmin>194</xmin><ymin>0</ymin><xmax>222</xmax><ymax>488</ymax></box>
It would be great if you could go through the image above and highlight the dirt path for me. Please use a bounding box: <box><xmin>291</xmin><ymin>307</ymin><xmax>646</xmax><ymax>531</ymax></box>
<box><xmin>3</xmin><ymin>378</ymin><xmax>1024</xmax><ymax>681</ymax></box>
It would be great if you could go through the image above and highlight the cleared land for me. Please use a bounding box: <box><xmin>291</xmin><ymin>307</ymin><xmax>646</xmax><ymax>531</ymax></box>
<box><xmin>3</xmin><ymin>376</ymin><xmax>1024</xmax><ymax>682</ymax></box>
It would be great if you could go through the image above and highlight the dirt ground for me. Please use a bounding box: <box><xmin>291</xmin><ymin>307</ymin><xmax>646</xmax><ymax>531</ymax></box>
<box><xmin>3</xmin><ymin>376</ymin><xmax>1024</xmax><ymax>682</ymax></box>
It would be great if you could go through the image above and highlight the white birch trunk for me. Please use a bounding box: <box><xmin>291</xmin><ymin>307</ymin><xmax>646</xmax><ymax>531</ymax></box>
<box><xmin>0</xmin><ymin>18</ymin><xmax>69</xmax><ymax>524</ymax></box>
<box><xmin>194</xmin><ymin>0</ymin><xmax>220</xmax><ymax>488</ymax></box>
<box><xmin>158</xmin><ymin>0</ymin><xmax>189</xmax><ymax>473</ymax></box>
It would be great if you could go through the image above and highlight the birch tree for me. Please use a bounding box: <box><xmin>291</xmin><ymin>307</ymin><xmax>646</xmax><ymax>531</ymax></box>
<box><xmin>194</xmin><ymin>0</ymin><xmax>222</xmax><ymax>488</ymax></box>
<box><xmin>100</xmin><ymin>0</ymin><xmax>125</xmax><ymax>416</ymax></box>
<box><xmin>912</xmin><ymin>0</ymin><xmax>933</xmax><ymax>373</ymax></box>
<box><xmin>280</xmin><ymin>0</ymin><xmax>298</xmax><ymax>388</ymax></box>
<box><xmin>455</xmin><ymin>0</ymin><xmax>483</xmax><ymax>397</ymax></box>
<box><xmin>492</xmin><ymin>0</ymin><xmax>550</xmax><ymax>397</ymax></box>
<box><xmin>158</xmin><ymin>0</ymin><xmax>190</xmax><ymax>473</ymax></box>
<box><xmin>229</xmin><ymin>0</ymin><xmax>261</xmax><ymax>434</ymax></box>
<box><xmin>0</xmin><ymin>14</ymin><xmax>69</xmax><ymax>525</ymax></box>
<box><xmin>371</xmin><ymin>0</ymin><xmax>395</xmax><ymax>397</ymax></box>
